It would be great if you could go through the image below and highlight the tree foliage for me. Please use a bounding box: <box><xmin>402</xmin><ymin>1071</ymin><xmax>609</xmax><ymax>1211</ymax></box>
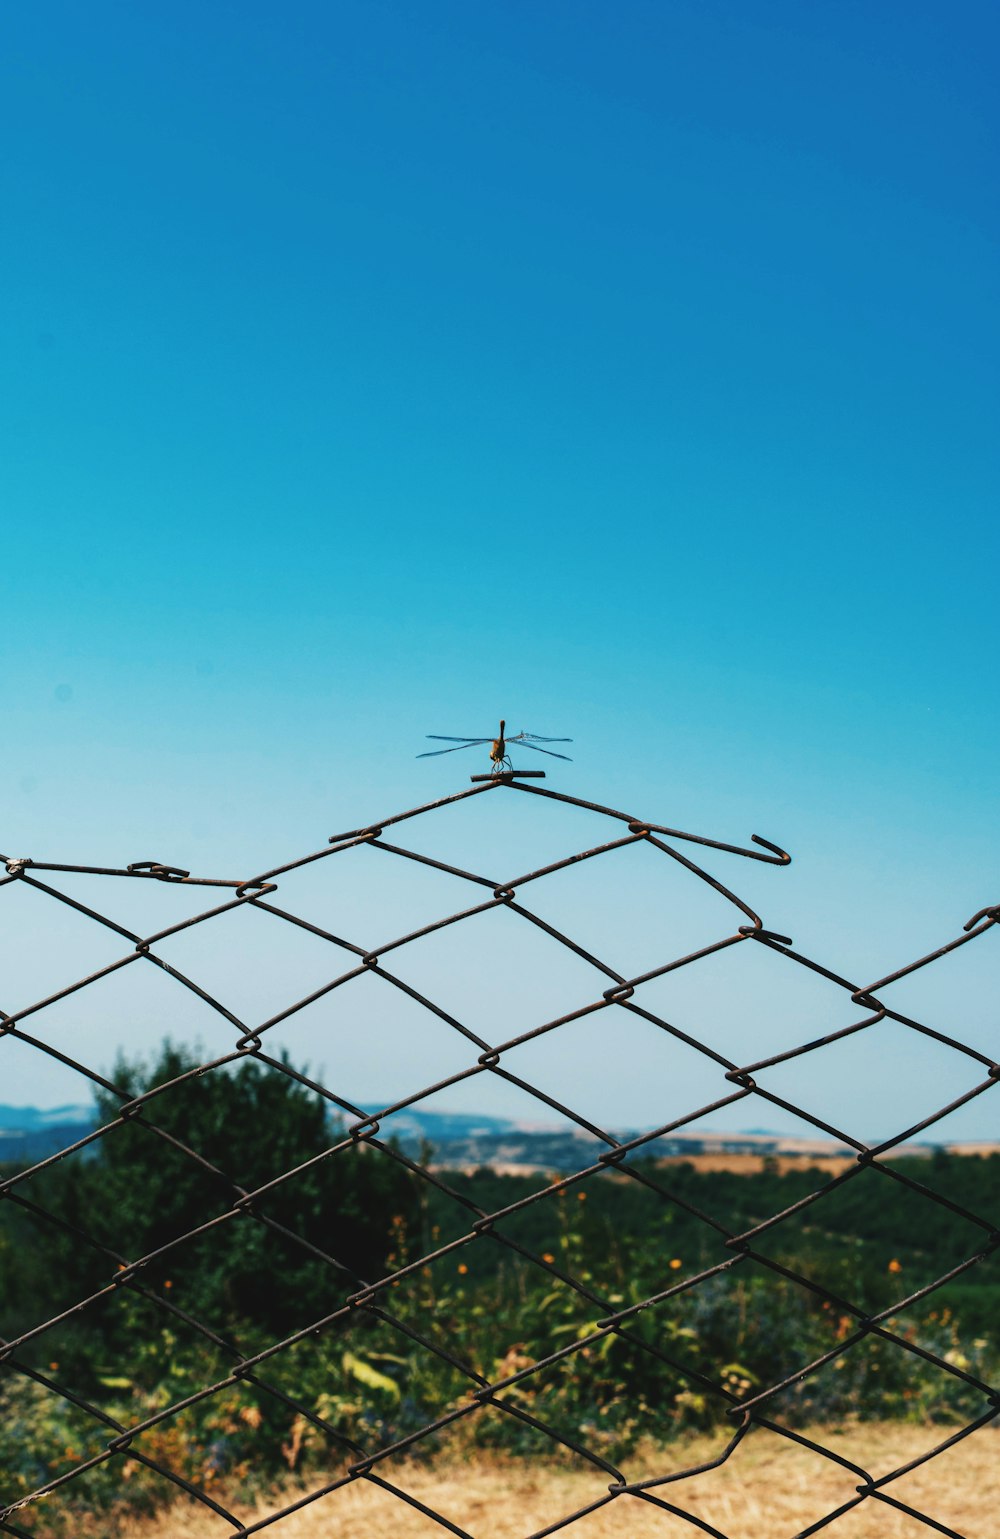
<box><xmin>0</xmin><ymin>1044</ymin><xmax>419</xmax><ymax>1369</ymax></box>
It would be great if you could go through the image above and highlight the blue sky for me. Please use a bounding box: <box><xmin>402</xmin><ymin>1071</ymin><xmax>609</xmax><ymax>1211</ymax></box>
<box><xmin>3</xmin><ymin>2</ymin><xmax>997</xmax><ymax>1136</ymax></box>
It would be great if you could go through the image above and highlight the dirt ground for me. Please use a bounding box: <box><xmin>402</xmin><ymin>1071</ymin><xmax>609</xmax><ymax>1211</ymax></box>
<box><xmin>114</xmin><ymin>1421</ymin><xmax>998</xmax><ymax>1539</ymax></box>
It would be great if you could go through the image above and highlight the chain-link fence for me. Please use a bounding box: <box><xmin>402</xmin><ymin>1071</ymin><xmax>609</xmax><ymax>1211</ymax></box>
<box><xmin>1</xmin><ymin>773</ymin><xmax>997</xmax><ymax>1537</ymax></box>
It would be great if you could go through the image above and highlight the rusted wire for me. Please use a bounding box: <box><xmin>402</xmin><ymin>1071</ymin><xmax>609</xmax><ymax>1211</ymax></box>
<box><xmin>1</xmin><ymin>776</ymin><xmax>997</xmax><ymax>1538</ymax></box>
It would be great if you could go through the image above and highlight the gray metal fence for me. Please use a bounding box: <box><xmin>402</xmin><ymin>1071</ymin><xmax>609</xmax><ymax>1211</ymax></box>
<box><xmin>1</xmin><ymin>773</ymin><xmax>997</xmax><ymax>1537</ymax></box>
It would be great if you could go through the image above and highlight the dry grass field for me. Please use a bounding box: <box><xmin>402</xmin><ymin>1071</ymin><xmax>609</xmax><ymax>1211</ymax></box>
<box><xmin>653</xmin><ymin>1154</ymin><xmax>858</xmax><ymax>1177</ymax></box>
<box><xmin>114</xmin><ymin>1422</ymin><xmax>998</xmax><ymax>1539</ymax></box>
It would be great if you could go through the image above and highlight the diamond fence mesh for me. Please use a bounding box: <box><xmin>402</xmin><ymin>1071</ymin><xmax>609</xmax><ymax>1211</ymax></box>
<box><xmin>1</xmin><ymin>773</ymin><xmax>997</xmax><ymax>1537</ymax></box>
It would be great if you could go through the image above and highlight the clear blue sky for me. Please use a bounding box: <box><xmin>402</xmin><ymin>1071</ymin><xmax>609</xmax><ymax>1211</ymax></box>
<box><xmin>3</xmin><ymin>2</ymin><xmax>997</xmax><ymax>1138</ymax></box>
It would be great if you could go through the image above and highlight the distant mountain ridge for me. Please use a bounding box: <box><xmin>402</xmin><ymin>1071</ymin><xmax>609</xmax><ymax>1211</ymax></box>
<box><xmin>0</xmin><ymin>1104</ymin><xmax>97</xmax><ymax>1163</ymax></box>
<box><xmin>3</xmin><ymin>1103</ymin><xmax>996</xmax><ymax>1173</ymax></box>
<box><xmin>0</xmin><ymin>1103</ymin><xmax>92</xmax><ymax>1129</ymax></box>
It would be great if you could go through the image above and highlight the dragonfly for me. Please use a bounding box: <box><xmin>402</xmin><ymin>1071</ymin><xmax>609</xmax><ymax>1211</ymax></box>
<box><xmin>417</xmin><ymin>719</ymin><xmax>573</xmax><ymax>773</ymax></box>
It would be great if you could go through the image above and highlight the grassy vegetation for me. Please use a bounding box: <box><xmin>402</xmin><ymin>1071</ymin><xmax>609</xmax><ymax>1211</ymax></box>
<box><xmin>1</xmin><ymin>1046</ymin><xmax>996</xmax><ymax>1535</ymax></box>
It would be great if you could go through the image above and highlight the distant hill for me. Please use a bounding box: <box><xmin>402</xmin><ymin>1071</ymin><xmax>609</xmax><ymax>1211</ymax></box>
<box><xmin>0</xmin><ymin>1104</ymin><xmax>95</xmax><ymax>1163</ymax></box>
<box><xmin>357</xmin><ymin>1107</ymin><xmax>996</xmax><ymax>1173</ymax></box>
<box><xmin>0</xmin><ymin>1103</ymin><xmax>92</xmax><ymax>1129</ymax></box>
<box><xmin>2</xmin><ymin>1101</ymin><xmax>996</xmax><ymax>1174</ymax></box>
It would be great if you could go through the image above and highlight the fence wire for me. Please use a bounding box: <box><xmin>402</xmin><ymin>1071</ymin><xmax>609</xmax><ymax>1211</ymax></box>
<box><xmin>0</xmin><ymin>773</ymin><xmax>997</xmax><ymax>1538</ymax></box>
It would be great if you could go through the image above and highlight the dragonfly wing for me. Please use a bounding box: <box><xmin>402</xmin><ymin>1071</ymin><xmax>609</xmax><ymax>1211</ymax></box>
<box><xmin>514</xmin><ymin>741</ymin><xmax>572</xmax><ymax>761</ymax></box>
<box><xmin>424</xmin><ymin>735</ymin><xmax>491</xmax><ymax>743</ymax></box>
<box><xmin>518</xmin><ymin>733</ymin><xmax>573</xmax><ymax>743</ymax></box>
<box><xmin>417</xmin><ymin>741</ymin><xmax>491</xmax><ymax>758</ymax></box>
